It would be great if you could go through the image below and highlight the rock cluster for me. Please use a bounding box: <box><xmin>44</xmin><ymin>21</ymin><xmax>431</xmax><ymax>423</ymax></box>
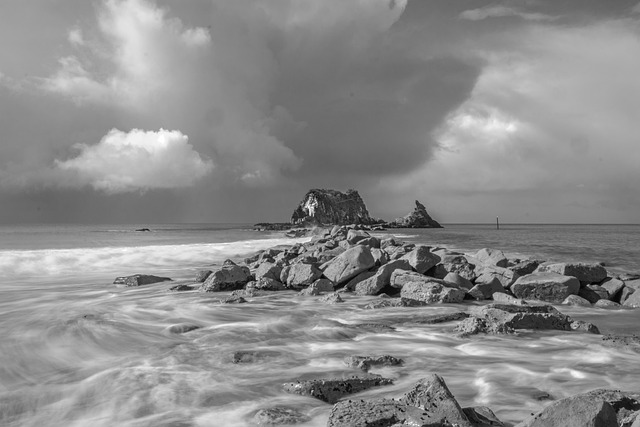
<box><xmin>291</xmin><ymin>188</ymin><xmax>376</xmax><ymax>226</ymax></box>
<box><xmin>389</xmin><ymin>200</ymin><xmax>443</xmax><ymax>228</ymax></box>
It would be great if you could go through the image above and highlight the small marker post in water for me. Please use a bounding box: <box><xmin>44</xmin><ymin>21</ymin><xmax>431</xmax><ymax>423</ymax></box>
<box><xmin>496</xmin><ymin>216</ymin><xmax>500</xmax><ymax>230</ymax></box>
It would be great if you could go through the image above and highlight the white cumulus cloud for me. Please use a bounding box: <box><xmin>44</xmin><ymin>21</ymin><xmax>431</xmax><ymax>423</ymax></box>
<box><xmin>55</xmin><ymin>128</ymin><xmax>213</xmax><ymax>193</ymax></box>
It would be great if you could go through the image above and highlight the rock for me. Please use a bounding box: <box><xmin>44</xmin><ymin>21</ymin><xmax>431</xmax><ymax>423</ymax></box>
<box><xmin>168</xmin><ymin>284</ymin><xmax>195</xmax><ymax>292</ymax></box>
<box><xmin>623</xmin><ymin>290</ymin><xmax>640</xmax><ymax>308</ymax></box>
<box><xmin>456</xmin><ymin>304</ymin><xmax>600</xmax><ymax>336</ymax></box>
<box><xmin>357</xmin><ymin>236</ymin><xmax>381</xmax><ymax>249</ymax></box>
<box><xmin>390</xmin><ymin>270</ymin><xmax>438</xmax><ymax>289</ymax></box>
<box><xmin>113</xmin><ymin>274</ymin><xmax>172</xmax><ymax>287</ymax></box>
<box><xmin>345</xmin><ymin>270</ymin><xmax>377</xmax><ymax>291</ymax></box>
<box><xmin>620</xmin><ymin>286</ymin><xmax>636</xmax><ymax>305</ymax></box>
<box><xmin>219</xmin><ymin>295</ymin><xmax>247</xmax><ymax>304</ymax></box>
<box><xmin>408</xmin><ymin>312</ymin><xmax>470</xmax><ymax>324</ymax></box>
<box><xmin>326</xmin><ymin>399</ymin><xmax>438</xmax><ymax>427</ymax></box>
<box><xmin>536</xmin><ymin>262</ymin><xmax>608</xmax><ymax>283</ymax></box>
<box><xmin>467</xmin><ymin>278</ymin><xmax>504</xmax><ymax>300</ymax></box>
<box><xmin>370</xmin><ymin>248</ymin><xmax>389</xmax><ymax>266</ymax></box>
<box><xmin>322</xmin><ymin>245</ymin><xmax>376</xmax><ymax>285</ymax></box>
<box><xmin>165</xmin><ymin>323</ymin><xmax>200</xmax><ymax>334</ymax></box>
<box><xmin>511</xmin><ymin>273</ymin><xmax>580</xmax><ymax>303</ymax></box>
<box><xmin>475</xmin><ymin>266</ymin><xmax>519</xmax><ymax>289</ymax></box>
<box><xmin>600</xmin><ymin>277</ymin><xmax>626</xmax><ymax>300</ymax></box>
<box><xmin>291</xmin><ymin>188</ymin><xmax>376</xmax><ymax>225</ymax></box>
<box><xmin>444</xmin><ymin>272</ymin><xmax>474</xmax><ymax>290</ymax></box>
<box><xmin>399</xmin><ymin>246</ymin><xmax>441</xmax><ymax>274</ymax></box>
<box><xmin>601</xmin><ymin>334</ymin><xmax>640</xmax><ymax>352</ymax></box>
<box><xmin>344</xmin><ymin>355</ymin><xmax>404</xmax><ymax>371</ymax></box>
<box><xmin>346</xmin><ymin>229</ymin><xmax>371</xmax><ymax>245</ymax></box>
<box><xmin>594</xmin><ymin>299</ymin><xmax>621</xmax><ymax>309</ymax></box>
<box><xmin>200</xmin><ymin>260</ymin><xmax>251</xmax><ymax>292</ymax></box>
<box><xmin>401</xmin><ymin>374</ymin><xmax>472</xmax><ymax>427</ymax></box>
<box><xmin>363</xmin><ymin>298</ymin><xmax>406</xmax><ymax>309</ymax></box>
<box><xmin>578</xmin><ymin>284</ymin><xmax>608</xmax><ymax>303</ymax></box>
<box><xmin>281</xmin><ymin>263</ymin><xmax>322</xmax><ymax>289</ymax></box>
<box><xmin>390</xmin><ymin>200</ymin><xmax>443</xmax><ymax>228</ymax></box>
<box><xmin>563</xmin><ymin>294</ymin><xmax>592</xmax><ymax>307</ymax></box>
<box><xmin>321</xmin><ymin>292</ymin><xmax>344</xmax><ymax>304</ymax></box>
<box><xmin>249</xmin><ymin>277</ymin><xmax>287</xmax><ymax>291</ymax></box>
<box><xmin>282</xmin><ymin>376</ymin><xmax>393</xmax><ymax>404</ymax></box>
<box><xmin>194</xmin><ymin>270</ymin><xmax>213</xmax><ymax>283</ymax></box>
<box><xmin>252</xmin><ymin>407</ymin><xmax>310</xmax><ymax>426</ymax></box>
<box><xmin>475</xmin><ymin>248</ymin><xmax>509</xmax><ymax>268</ymax></box>
<box><xmin>254</xmin><ymin>262</ymin><xmax>282</xmax><ymax>281</ymax></box>
<box><xmin>463</xmin><ymin>406</ymin><xmax>505</xmax><ymax>426</ymax></box>
<box><xmin>492</xmin><ymin>292</ymin><xmax>527</xmax><ymax>305</ymax></box>
<box><xmin>400</xmin><ymin>279</ymin><xmax>466</xmax><ymax>305</ymax></box>
<box><xmin>515</xmin><ymin>388</ymin><xmax>640</xmax><ymax>427</ymax></box>
<box><xmin>300</xmin><ymin>278</ymin><xmax>335</xmax><ymax>295</ymax></box>
<box><xmin>354</xmin><ymin>260</ymin><xmax>412</xmax><ymax>295</ymax></box>
<box><xmin>439</xmin><ymin>255</ymin><xmax>477</xmax><ymax>281</ymax></box>
<box><xmin>510</xmin><ymin>260</ymin><xmax>541</xmax><ymax>276</ymax></box>
<box><xmin>232</xmin><ymin>351</ymin><xmax>278</xmax><ymax>364</ymax></box>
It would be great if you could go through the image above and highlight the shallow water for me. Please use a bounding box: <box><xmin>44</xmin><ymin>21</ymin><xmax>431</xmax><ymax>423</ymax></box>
<box><xmin>1</xmin><ymin>224</ymin><xmax>639</xmax><ymax>426</ymax></box>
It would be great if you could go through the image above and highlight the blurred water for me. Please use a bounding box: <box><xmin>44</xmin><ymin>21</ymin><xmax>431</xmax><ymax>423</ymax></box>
<box><xmin>0</xmin><ymin>224</ymin><xmax>639</xmax><ymax>426</ymax></box>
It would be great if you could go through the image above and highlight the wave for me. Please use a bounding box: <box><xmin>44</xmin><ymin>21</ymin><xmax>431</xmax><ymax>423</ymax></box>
<box><xmin>0</xmin><ymin>237</ymin><xmax>305</xmax><ymax>281</ymax></box>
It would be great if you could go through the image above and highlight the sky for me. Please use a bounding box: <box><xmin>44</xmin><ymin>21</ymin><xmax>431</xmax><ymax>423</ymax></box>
<box><xmin>0</xmin><ymin>0</ymin><xmax>639</xmax><ymax>224</ymax></box>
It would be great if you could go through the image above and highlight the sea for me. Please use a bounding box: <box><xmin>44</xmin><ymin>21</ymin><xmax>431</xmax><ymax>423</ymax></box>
<box><xmin>1</xmin><ymin>223</ymin><xmax>639</xmax><ymax>427</ymax></box>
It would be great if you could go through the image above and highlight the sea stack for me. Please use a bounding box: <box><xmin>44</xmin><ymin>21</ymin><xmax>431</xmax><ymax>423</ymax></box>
<box><xmin>291</xmin><ymin>189</ymin><xmax>375</xmax><ymax>226</ymax></box>
<box><xmin>391</xmin><ymin>200</ymin><xmax>443</xmax><ymax>228</ymax></box>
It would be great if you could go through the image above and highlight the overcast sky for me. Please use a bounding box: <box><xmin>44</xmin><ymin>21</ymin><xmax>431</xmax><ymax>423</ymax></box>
<box><xmin>0</xmin><ymin>0</ymin><xmax>639</xmax><ymax>224</ymax></box>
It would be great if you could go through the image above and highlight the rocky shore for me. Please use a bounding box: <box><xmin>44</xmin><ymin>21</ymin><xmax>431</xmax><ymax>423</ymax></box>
<box><xmin>113</xmin><ymin>223</ymin><xmax>640</xmax><ymax>426</ymax></box>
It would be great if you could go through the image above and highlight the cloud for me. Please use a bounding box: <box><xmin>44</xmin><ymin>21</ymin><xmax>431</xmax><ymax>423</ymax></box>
<box><xmin>460</xmin><ymin>5</ymin><xmax>554</xmax><ymax>22</ymax></box>
<box><xmin>55</xmin><ymin>128</ymin><xmax>213</xmax><ymax>193</ymax></box>
<box><xmin>633</xmin><ymin>2</ymin><xmax>640</xmax><ymax>14</ymax></box>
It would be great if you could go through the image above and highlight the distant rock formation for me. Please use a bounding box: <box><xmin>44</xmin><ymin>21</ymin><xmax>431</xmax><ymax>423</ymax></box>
<box><xmin>291</xmin><ymin>189</ymin><xmax>376</xmax><ymax>226</ymax></box>
<box><xmin>391</xmin><ymin>200</ymin><xmax>443</xmax><ymax>228</ymax></box>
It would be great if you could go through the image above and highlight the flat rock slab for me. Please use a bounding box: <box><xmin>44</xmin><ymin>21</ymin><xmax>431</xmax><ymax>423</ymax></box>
<box><xmin>282</xmin><ymin>376</ymin><xmax>393</xmax><ymax>403</ymax></box>
<box><xmin>401</xmin><ymin>280</ymin><xmax>466</xmax><ymax>305</ymax></box>
<box><xmin>114</xmin><ymin>274</ymin><xmax>172</xmax><ymax>287</ymax></box>
<box><xmin>327</xmin><ymin>399</ymin><xmax>445</xmax><ymax>427</ymax></box>
<box><xmin>511</xmin><ymin>273</ymin><xmax>580</xmax><ymax>303</ymax></box>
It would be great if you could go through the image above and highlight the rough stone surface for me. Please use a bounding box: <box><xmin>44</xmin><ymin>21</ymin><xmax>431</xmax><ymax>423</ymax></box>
<box><xmin>219</xmin><ymin>295</ymin><xmax>247</xmax><ymax>304</ymax></box>
<box><xmin>114</xmin><ymin>274</ymin><xmax>172</xmax><ymax>287</ymax></box>
<box><xmin>444</xmin><ymin>272</ymin><xmax>474</xmax><ymax>290</ymax></box>
<box><xmin>194</xmin><ymin>270</ymin><xmax>213</xmax><ymax>283</ymax></box>
<box><xmin>354</xmin><ymin>259</ymin><xmax>412</xmax><ymax>295</ymax></box>
<box><xmin>252</xmin><ymin>407</ymin><xmax>310</xmax><ymax>426</ymax></box>
<box><xmin>300</xmin><ymin>278</ymin><xmax>334</xmax><ymax>295</ymax></box>
<box><xmin>344</xmin><ymin>355</ymin><xmax>404</xmax><ymax>371</ymax></box>
<box><xmin>594</xmin><ymin>299</ymin><xmax>621</xmax><ymax>309</ymax></box>
<box><xmin>200</xmin><ymin>260</ymin><xmax>251</xmax><ymax>292</ymax></box>
<box><xmin>467</xmin><ymin>278</ymin><xmax>504</xmax><ymax>300</ymax></box>
<box><xmin>492</xmin><ymin>292</ymin><xmax>527</xmax><ymax>305</ymax></box>
<box><xmin>600</xmin><ymin>277</ymin><xmax>626</xmax><ymax>300</ymax></box>
<box><xmin>400</xmin><ymin>246</ymin><xmax>441</xmax><ymax>274</ymax></box>
<box><xmin>291</xmin><ymin>189</ymin><xmax>375</xmax><ymax>225</ymax></box>
<box><xmin>579</xmin><ymin>284</ymin><xmax>609</xmax><ymax>303</ymax></box>
<box><xmin>363</xmin><ymin>298</ymin><xmax>406</xmax><ymax>309</ymax></box>
<box><xmin>321</xmin><ymin>292</ymin><xmax>344</xmax><ymax>304</ymax></box>
<box><xmin>511</xmin><ymin>273</ymin><xmax>580</xmax><ymax>303</ymax></box>
<box><xmin>510</xmin><ymin>260</ymin><xmax>541</xmax><ymax>276</ymax></box>
<box><xmin>282</xmin><ymin>376</ymin><xmax>393</xmax><ymax>404</ymax></box>
<box><xmin>254</xmin><ymin>262</ymin><xmax>282</xmax><ymax>281</ymax></box>
<box><xmin>462</xmin><ymin>406</ymin><xmax>505</xmax><ymax>427</ymax></box>
<box><xmin>401</xmin><ymin>374</ymin><xmax>472</xmax><ymax>427</ymax></box>
<box><xmin>475</xmin><ymin>248</ymin><xmax>509</xmax><ymax>268</ymax></box>
<box><xmin>390</xmin><ymin>200</ymin><xmax>443</xmax><ymax>228</ymax></box>
<box><xmin>475</xmin><ymin>266</ymin><xmax>519</xmax><ymax>289</ymax></box>
<box><xmin>281</xmin><ymin>263</ymin><xmax>322</xmax><ymax>289</ymax></box>
<box><xmin>322</xmin><ymin>245</ymin><xmax>376</xmax><ymax>285</ymax></box>
<box><xmin>326</xmin><ymin>399</ymin><xmax>441</xmax><ymax>427</ymax></box>
<box><xmin>623</xmin><ymin>290</ymin><xmax>640</xmax><ymax>308</ymax></box>
<box><xmin>563</xmin><ymin>294</ymin><xmax>592</xmax><ymax>307</ymax></box>
<box><xmin>401</xmin><ymin>280</ymin><xmax>466</xmax><ymax>305</ymax></box>
<box><xmin>536</xmin><ymin>262</ymin><xmax>608</xmax><ymax>283</ymax></box>
<box><xmin>346</xmin><ymin>229</ymin><xmax>371</xmax><ymax>245</ymax></box>
<box><xmin>390</xmin><ymin>270</ymin><xmax>432</xmax><ymax>289</ymax></box>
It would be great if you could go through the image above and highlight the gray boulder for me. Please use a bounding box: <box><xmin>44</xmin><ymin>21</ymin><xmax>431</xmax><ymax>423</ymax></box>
<box><xmin>390</xmin><ymin>269</ymin><xmax>431</xmax><ymax>289</ymax></box>
<box><xmin>444</xmin><ymin>272</ymin><xmax>474</xmax><ymax>290</ymax></box>
<box><xmin>463</xmin><ymin>406</ymin><xmax>505</xmax><ymax>426</ymax></box>
<box><xmin>343</xmin><ymin>355</ymin><xmax>404</xmax><ymax>371</ymax></box>
<box><xmin>400</xmin><ymin>245</ymin><xmax>440</xmax><ymax>274</ymax></box>
<box><xmin>200</xmin><ymin>260</ymin><xmax>251</xmax><ymax>292</ymax></box>
<box><xmin>346</xmin><ymin>229</ymin><xmax>370</xmax><ymax>245</ymax></box>
<box><xmin>475</xmin><ymin>265</ymin><xmax>519</xmax><ymax>288</ymax></box>
<box><xmin>492</xmin><ymin>292</ymin><xmax>527</xmax><ymax>305</ymax></box>
<box><xmin>326</xmin><ymin>399</ymin><xmax>439</xmax><ymax>427</ymax></box>
<box><xmin>194</xmin><ymin>270</ymin><xmax>213</xmax><ymax>283</ymax></box>
<box><xmin>354</xmin><ymin>259</ymin><xmax>412</xmax><ymax>295</ymax></box>
<box><xmin>300</xmin><ymin>278</ymin><xmax>334</xmax><ymax>295</ymax></box>
<box><xmin>536</xmin><ymin>262</ymin><xmax>607</xmax><ymax>283</ymax></box>
<box><xmin>249</xmin><ymin>277</ymin><xmax>286</xmax><ymax>291</ymax></box>
<box><xmin>475</xmin><ymin>248</ymin><xmax>509</xmax><ymax>268</ymax></box>
<box><xmin>401</xmin><ymin>374</ymin><xmax>472</xmax><ymax>427</ymax></box>
<box><xmin>114</xmin><ymin>274</ymin><xmax>172</xmax><ymax>287</ymax></box>
<box><xmin>578</xmin><ymin>284</ymin><xmax>609</xmax><ymax>303</ymax></box>
<box><xmin>283</xmin><ymin>376</ymin><xmax>393</xmax><ymax>404</ymax></box>
<box><xmin>401</xmin><ymin>279</ymin><xmax>466</xmax><ymax>305</ymax></box>
<box><xmin>511</xmin><ymin>273</ymin><xmax>580</xmax><ymax>303</ymax></box>
<box><xmin>509</xmin><ymin>260</ymin><xmax>541</xmax><ymax>276</ymax></box>
<box><xmin>594</xmin><ymin>299</ymin><xmax>621</xmax><ymax>309</ymax></box>
<box><xmin>467</xmin><ymin>277</ymin><xmax>504</xmax><ymax>300</ymax></box>
<box><xmin>563</xmin><ymin>294</ymin><xmax>592</xmax><ymax>307</ymax></box>
<box><xmin>321</xmin><ymin>245</ymin><xmax>376</xmax><ymax>285</ymax></box>
<box><xmin>254</xmin><ymin>262</ymin><xmax>282</xmax><ymax>281</ymax></box>
<box><xmin>252</xmin><ymin>407</ymin><xmax>310</xmax><ymax>426</ymax></box>
<box><xmin>600</xmin><ymin>277</ymin><xmax>625</xmax><ymax>300</ymax></box>
<box><xmin>281</xmin><ymin>263</ymin><xmax>322</xmax><ymax>289</ymax></box>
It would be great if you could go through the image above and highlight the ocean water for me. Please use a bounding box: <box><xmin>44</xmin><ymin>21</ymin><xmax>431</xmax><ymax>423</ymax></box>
<box><xmin>1</xmin><ymin>223</ymin><xmax>639</xmax><ymax>427</ymax></box>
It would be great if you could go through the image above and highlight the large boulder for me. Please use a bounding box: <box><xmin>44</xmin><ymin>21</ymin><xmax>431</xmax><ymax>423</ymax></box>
<box><xmin>113</xmin><ymin>274</ymin><xmax>172</xmax><ymax>287</ymax></box>
<box><xmin>536</xmin><ymin>262</ymin><xmax>607</xmax><ymax>283</ymax></box>
<box><xmin>280</xmin><ymin>263</ymin><xmax>322</xmax><ymax>289</ymax></box>
<box><xmin>327</xmin><ymin>399</ymin><xmax>439</xmax><ymax>427</ymax></box>
<box><xmin>401</xmin><ymin>374</ymin><xmax>473</xmax><ymax>427</ymax></box>
<box><xmin>475</xmin><ymin>248</ymin><xmax>509</xmax><ymax>268</ymax></box>
<box><xmin>290</xmin><ymin>188</ymin><xmax>375</xmax><ymax>225</ymax></box>
<box><xmin>400</xmin><ymin>245</ymin><xmax>441</xmax><ymax>274</ymax></box>
<box><xmin>321</xmin><ymin>245</ymin><xmax>376</xmax><ymax>285</ymax></box>
<box><xmin>254</xmin><ymin>262</ymin><xmax>282</xmax><ymax>281</ymax></box>
<box><xmin>346</xmin><ymin>229</ymin><xmax>370</xmax><ymax>245</ymax></box>
<box><xmin>200</xmin><ymin>260</ymin><xmax>251</xmax><ymax>292</ymax></box>
<box><xmin>400</xmin><ymin>279</ymin><xmax>466</xmax><ymax>305</ymax></box>
<box><xmin>516</xmin><ymin>388</ymin><xmax>640</xmax><ymax>427</ymax></box>
<box><xmin>282</xmin><ymin>376</ymin><xmax>393</xmax><ymax>404</ymax></box>
<box><xmin>600</xmin><ymin>277</ymin><xmax>625</xmax><ymax>300</ymax></box>
<box><xmin>252</xmin><ymin>407</ymin><xmax>310</xmax><ymax>426</ymax></box>
<box><xmin>511</xmin><ymin>273</ymin><xmax>580</xmax><ymax>303</ymax></box>
<box><xmin>475</xmin><ymin>266</ymin><xmax>519</xmax><ymax>289</ymax></box>
<box><xmin>354</xmin><ymin>259</ymin><xmax>412</xmax><ymax>295</ymax></box>
<box><xmin>343</xmin><ymin>355</ymin><xmax>404</xmax><ymax>371</ymax></box>
<box><xmin>390</xmin><ymin>270</ymin><xmax>431</xmax><ymax>289</ymax></box>
<box><xmin>390</xmin><ymin>200</ymin><xmax>443</xmax><ymax>228</ymax></box>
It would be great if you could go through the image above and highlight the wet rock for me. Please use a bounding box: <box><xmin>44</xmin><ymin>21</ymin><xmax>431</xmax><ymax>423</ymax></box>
<box><xmin>346</xmin><ymin>229</ymin><xmax>371</xmax><ymax>245</ymax></box>
<box><xmin>370</xmin><ymin>248</ymin><xmax>389</xmax><ymax>266</ymax></box>
<box><xmin>326</xmin><ymin>399</ymin><xmax>438</xmax><ymax>427</ymax></box>
<box><xmin>594</xmin><ymin>299</ymin><xmax>621</xmax><ymax>309</ymax></box>
<box><xmin>343</xmin><ymin>355</ymin><xmax>404</xmax><ymax>371</ymax></box>
<box><xmin>579</xmin><ymin>284</ymin><xmax>608</xmax><ymax>303</ymax></box>
<box><xmin>456</xmin><ymin>304</ymin><xmax>600</xmax><ymax>336</ymax></box>
<box><xmin>168</xmin><ymin>284</ymin><xmax>195</xmax><ymax>292</ymax></box>
<box><xmin>511</xmin><ymin>273</ymin><xmax>580</xmax><ymax>303</ymax></box>
<box><xmin>492</xmin><ymin>292</ymin><xmax>527</xmax><ymax>305</ymax></box>
<box><xmin>515</xmin><ymin>388</ymin><xmax>640</xmax><ymax>427</ymax></box>
<box><xmin>321</xmin><ymin>292</ymin><xmax>344</xmax><ymax>304</ymax></box>
<box><xmin>254</xmin><ymin>262</ymin><xmax>282</xmax><ymax>281</ymax></box>
<box><xmin>114</xmin><ymin>274</ymin><xmax>172</xmax><ymax>287</ymax></box>
<box><xmin>400</xmin><ymin>279</ymin><xmax>466</xmax><ymax>305</ymax></box>
<box><xmin>252</xmin><ymin>406</ymin><xmax>310</xmax><ymax>426</ymax></box>
<box><xmin>600</xmin><ymin>277</ymin><xmax>626</xmax><ymax>300</ymax></box>
<box><xmin>401</xmin><ymin>374</ymin><xmax>472</xmax><ymax>427</ymax></box>
<box><xmin>300</xmin><ymin>278</ymin><xmax>334</xmax><ymax>296</ymax></box>
<box><xmin>462</xmin><ymin>406</ymin><xmax>505</xmax><ymax>426</ymax></box>
<box><xmin>400</xmin><ymin>245</ymin><xmax>440</xmax><ymax>274</ymax></box>
<box><xmin>475</xmin><ymin>248</ymin><xmax>509</xmax><ymax>268</ymax></box>
<box><xmin>194</xmin><ymin>270</ymin><xmax>213</xmax><ymax>283</ymax></box>
<box><xmin>562</xmin><ymin>294</ymin><xmax>592</xmax><ymax>307</ymax></box>
<box><xmin>231</xmin><ymin>288</ymin><xmax>263</xmax><ymax>298</ymax></box>
<box><xmin>363</xmin><ymin>298</ymin><xmax>405</xmax><ymax>309</ymax></box>
<box><xmin>232</xmin><ymin>350</ymin><xmax>279</xmax><ymax>364</ymax></box>
<box><xmin>281</xmin><ymin>263</ymin><xmax>322</xmax><ymax>289</ymax></box>
<box><xmin>165</xmin><ymin>323</ymin><xmax>201</xmax><ymax>334</ymax></box>
<box><xmin>322</xmin><ymin>245</ymin><xmax>376</xmax><ymax>285</ymax></box>
<box><xmin>200</xmin><ymin>260</ymin><xmax>251</xmax><ymax>292</ymax></box>
<box><xmin>354</xmin><ymin>260</ymin><xmax>412</xmax><ymax>295</ymax></box>
<box><xmin>510</xmin><ymin>260</ymin><xmax>541</xmax><ymax>276</ymax></box>
<box><xmin>601</xmin><ymin>334</ymin><xmax>640</xmax><ymax>352</ymax></box>
<box><xmin>444</xmin><ymin>272</ymin><xmax>474</xmax><ymax>290</ymax></box>
<box><xmin>409</xmin><ymin>312</ymin><xmax>470</xmax><ymax>324</ymax></box>
<box><xmin>623</xmin><ymin>288</ymin><xmax>640</xmax><ymax>308</ymax></box>
<box><xmin>438</xmin><ymin>255</ymin><xmax>477</xmax><ymax>282</ymax></box>
<box><xmin>390</xmin><ymin>269</ymin><xmax>432</xmax><ymax>289</ymax></box>
<box><xmin>219</xmin><ymin>295</ymin><xmax>247</xmax><ymax>304</ymax></box>
<box><xmin>536</xmin><ymin>262</ymin><xmax>608</xmax><ymax>283</ymax></box>
<box><xmin>475</xmin><ymin>266</ymin><xmax>519</xmax><ymax>289</ymax></box>
<box><xmin>248</xmin><ymin>277</ymin><xmax>287</xmax><ymax>291</ymax></box>
<box><xmin>467</xmin><ymin>278</ymin><xmax>504</xmax><ymax>300</ymax></box>
<box><xmin>282</xmin><ymin>376</ymin><xmax>393</xmax><ymax>404</ymax></box>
